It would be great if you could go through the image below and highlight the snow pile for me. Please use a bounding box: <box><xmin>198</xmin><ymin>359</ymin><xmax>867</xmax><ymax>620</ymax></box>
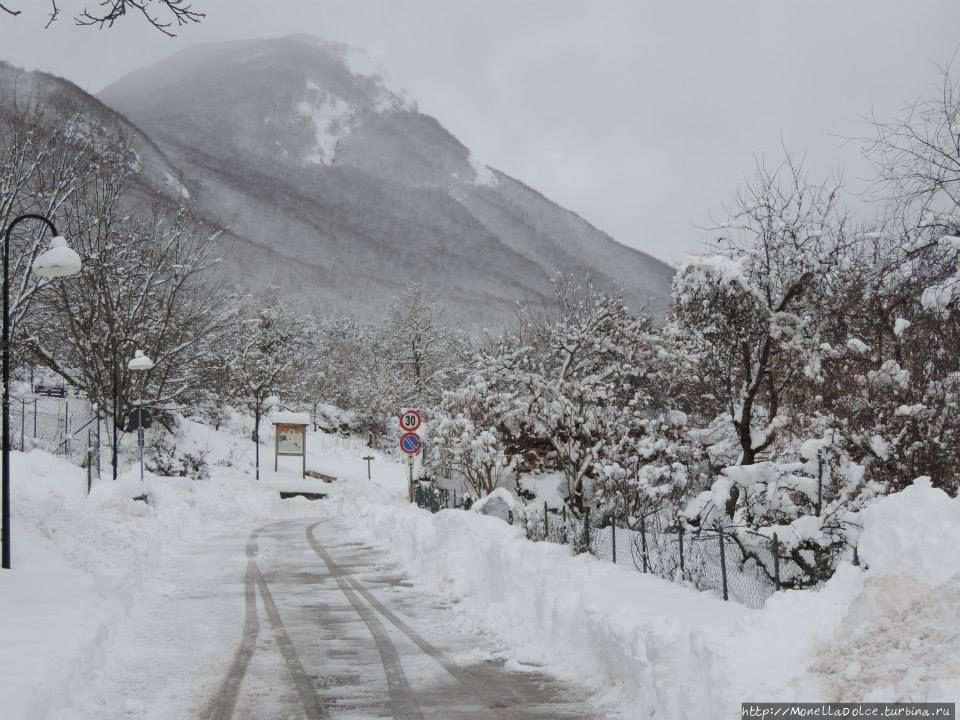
<box><xmin>807</xmin><ymin>478</ymin><xmax>960</xmax><ymax>701</ymax></box>
<box><xmin>0</xmin><ymin>451</ymin><xmax>164</xmax><ymax>720</ymax></box>
<box><xmin>321</xmin><ymin>471</ymin><xmax>960</xmax><ymax>717</ymax></box>
<box><xmin>857</xmin><ymin>476</ymin><xmax>960</xmax><ymax>584</ymax></box>
<box><xmin>470</xmin><ymin>486</ymin><xmax>515</xmax><ymax>522</ymax></box>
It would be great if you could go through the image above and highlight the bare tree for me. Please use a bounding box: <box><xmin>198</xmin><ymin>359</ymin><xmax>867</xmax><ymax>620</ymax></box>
<box><xmin>0</xmin><ymin>91</ymin><xmax>100</xmax><ymax>369</ymax></box>
<box><xmin>0</xmin><ymin>0</ymin><xmax>203</xmax><ymax>35</ymax></box>
<box><xmin>862</xmin><ymin>63</ymin><xmax>960</xmax><ymax>233</ymax></box>
<box><xmin>386</xmin><ymin>282</ymin><xmax>458</xmax><ymax>406</ymax></box>
<box><xmin>25</xmin><ymin>146</ymin><xmax>228</xmax><ymax>476</ymax></box>
<box><xmin>220</xmin><ymin>296</ymin><xmax>312</xmax><ymax>473</ymax></box>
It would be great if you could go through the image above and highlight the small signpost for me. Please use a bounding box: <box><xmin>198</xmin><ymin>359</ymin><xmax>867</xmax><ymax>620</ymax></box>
<box><xmin>272</xmin><ymin>411</ymin><xmax>310</xmax><ymax>479</ymax></box>
<box><xmin>399</xmin><ymin>409</ymin><xmax>425</xmax><ymax>503</ymax></box>
<box><xmin>362</xmin><ymin>455</ymin><xmax>375</xmax><ymax>480</ymax></box>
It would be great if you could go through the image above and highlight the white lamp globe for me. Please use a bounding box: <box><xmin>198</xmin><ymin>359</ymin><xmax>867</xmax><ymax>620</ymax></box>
<box><xmin>128</xmin><ymin>350</ymin><xmax>155</xmax><ymax>372</ymax></box>
<box><xmin>32</xmin><ymin>236</ymin><xmax>82</xmax><ymax>279</ymax></box>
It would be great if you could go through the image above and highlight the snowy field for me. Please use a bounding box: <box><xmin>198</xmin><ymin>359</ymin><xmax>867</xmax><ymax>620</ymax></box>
<box><xmin>1</xmin><ymin>419</ymin><xmax>958</xmax><ymax>718</ymax></box>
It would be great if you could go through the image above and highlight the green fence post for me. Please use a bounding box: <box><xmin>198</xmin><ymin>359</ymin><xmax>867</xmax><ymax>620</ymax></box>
<box><xmin>583</xmin><ymin>507</ymin><xmax>591</xmax><ymax>553</ymax></box>
<box><xmin>772</xmin><ymin>532</ymin><xmax>781</xmax><ymax>591</ymax></box>
<box><xmin>718</xmin><ymin>524</ymin><xmax>729</xmax><ymax>601</ymax></box>
<box><xmin>678</xmin><ymin>521</ymin><xmax>685</xmax><ymax>577</ymax></box>
<box><xmin>86</xmin><ymin>428</ymin><xmax>93</xmax><ymax>495</ymax></box>
<box><xmin>611</xmin><ymin>514</ymin><xmax>617</xmax><ymax>565</ymax></box>
<box><xmin>639</xmin><ymin>513</ymin><xmax>649</xmax><ymax>572</ymax></box>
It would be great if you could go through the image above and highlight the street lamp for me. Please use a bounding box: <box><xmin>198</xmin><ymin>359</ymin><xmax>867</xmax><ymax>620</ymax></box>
<box><xmin>127</xmin><ymin>350</ymin><xmax>154</xmax><ymax>484</ymax></box>
<box><xmin>3</xmin><ymin>216</ymin><xmax>82</xmax><ymax>569</ymax></box>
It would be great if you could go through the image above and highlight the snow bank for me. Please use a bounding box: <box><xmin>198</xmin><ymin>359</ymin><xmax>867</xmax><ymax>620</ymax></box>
<box><xmin>0</xmin><ymin>451</ymin><xmax>164</xmax><ymax>719</ymax></box>
<box><xmin>857</xmin><ymin>476</ymin><xmax>960</xmax><ymax>584</ymax></box>
<box><xmin>322</xmin><ymin>472</ymin><xmax>960</xmax><ymax>716</ymax></box>
<box><xmin>806</xmin><ymin>478</ymin><xmax>960</xmax><ymax>701</ymax></box>
<box><xmin>0</xmin><ymin>443</ymin><xmax>310</xmax><ymax>720</ymax></box>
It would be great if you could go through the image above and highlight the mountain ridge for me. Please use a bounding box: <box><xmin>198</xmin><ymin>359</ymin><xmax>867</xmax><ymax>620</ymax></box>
<box><xmin>7</xmin><ymin>35</ymin><xmax>676</xmax><ymax>326</ymax></box>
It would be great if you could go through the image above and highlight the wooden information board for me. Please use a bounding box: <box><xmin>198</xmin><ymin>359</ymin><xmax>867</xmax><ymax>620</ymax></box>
<box><xmin>274</xmin><ymin>422</ymin><xmax>307</xmax><ymax>478</ymax></box>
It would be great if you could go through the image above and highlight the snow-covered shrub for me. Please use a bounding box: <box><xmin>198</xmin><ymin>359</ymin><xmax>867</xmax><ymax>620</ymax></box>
<box><xmin>425</xmin><ymin>340</ymin><xmax>523</xmax><ymax>498</ymax></box>
<box><xmin>145</xmin><ymin>424</ymin><xmax>210</xmax><ymax>481</ymax></box>
<box><xmin>684</xmin><ymin>437</ymin><xmax>867</xmax><ymax>588</ymax></box>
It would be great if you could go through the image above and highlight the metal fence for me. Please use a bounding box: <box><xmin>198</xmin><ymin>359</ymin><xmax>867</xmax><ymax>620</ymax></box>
<box><xmin>414</xmin><ymin>484</ymin><xmax>463</xmax><ymax>513</ymax></box>
<box><xmin>413</xmin><ymin>484</ymin><xmax>805</xmax><ymax>609</ymax></box>
<box><xmin>8</xmin><ymin>393</ymin><xmax>96</xmax><ymax>454</ymax></box>
<box><xmin>519</xmin><ymin>504</ymin><xmax>805</xmax><ymax>609</ymax></box>
<box><xmin>8</xmin><ymin>392</ymin><xmax>102</xmax><ymax>493</ymax></box>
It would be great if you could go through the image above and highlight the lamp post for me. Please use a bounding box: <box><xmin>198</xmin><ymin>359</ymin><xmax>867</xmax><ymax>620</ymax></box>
<box><xmin>127</xmin><ymin>350</ymin><xmax>154</xmax><ymax>483</ymax></box>
<box><xmin>3</xmin><ymin>216</ymin><xmax>82</xmax><ymax>569</ymax></box>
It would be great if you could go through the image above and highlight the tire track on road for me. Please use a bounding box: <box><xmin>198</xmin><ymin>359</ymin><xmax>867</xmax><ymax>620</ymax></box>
<box><xmin>254</xmin><ymin>565</ymin><xmax>328</xmax><ymax>719</ymax></box>
<box><xmin>305</xmin><ymin>523</ymin><xmax>425</xmax><ymax>720</ymax></box>
<box><xmin>306</xmin><ymin>522</ymin><xmax>526</xmax><ymax>719</ymax></box>
<box><xmin>202</xmin><ymin>544</ymin><xmax>260</xmax><ymax>720</ymax></box>
<box><xmin>205</xmin><ymin>524</ymin><xmax>327</xmax><ymax>720</ymax></box>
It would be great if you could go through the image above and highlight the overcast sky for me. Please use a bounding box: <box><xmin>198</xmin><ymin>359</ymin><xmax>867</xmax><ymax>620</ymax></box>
<box><xmin>2</xmin><ymin>1</ymin><xmax>960</xmax><ymax>263</ymax></box>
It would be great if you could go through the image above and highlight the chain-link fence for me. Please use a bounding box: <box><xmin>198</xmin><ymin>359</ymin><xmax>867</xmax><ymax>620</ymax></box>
<box><xmin>412</xmin><ymin>482</ymin><xmax>810</xmax><ymax>609</ymax></box>
<box><xmin>517</xmin><ymin>503</ymin><xmax>809</xmax><ymax>609</ymax></box>
<box><xmin>8</xmin><ymin>392</ymin><xmax>102</xmax><ymax>493</ymax></box>
<box><xmin>9</xmin><ymin>393</ymin><xmax>97</xmax><ymax>455</ymax></box>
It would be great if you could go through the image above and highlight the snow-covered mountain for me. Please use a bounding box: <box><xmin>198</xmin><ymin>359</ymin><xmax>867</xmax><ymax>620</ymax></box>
<box><xmin>96</xmin><ymin>36</ymin><xmax>674</xmax><ymax>325</ymax></box>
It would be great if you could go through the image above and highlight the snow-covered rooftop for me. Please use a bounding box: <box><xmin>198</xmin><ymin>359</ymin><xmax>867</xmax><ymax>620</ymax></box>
<box><xmin>271</xmin><ymin>411</ymin><xmax>311</xmax><ymax>426</ymax></box>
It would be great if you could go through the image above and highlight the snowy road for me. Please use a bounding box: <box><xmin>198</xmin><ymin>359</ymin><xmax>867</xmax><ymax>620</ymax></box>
<box><xmin>61</xmin><ymin>513</ymin><xmax>603</xmax><ymax>720</ymax></box>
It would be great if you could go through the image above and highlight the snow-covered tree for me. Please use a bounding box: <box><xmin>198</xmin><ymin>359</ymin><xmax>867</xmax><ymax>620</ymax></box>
<box><xmin>26</xmin><ymin>149</ymin><xmax>227</xmax><ymax>477</ymax></box>
<box><xmin>384</xmin><ymin>281</ymin><xmax>459</xmax><ymax>407</ymax></box>
<box><xmin>426</xmin><ymin>337</ymin><xmax>525</xmax><ymax>498</ymax></box>
<box><xmin>513</xmin><ymin>277</ymin><xmax>666</xmax><ymax>515</ymax></box>
<box><xmin>222</xmin><ymin>295</ymin><xmax>310</xmax><ymax>470</ymax></box>
<box><xmin>0</xmin><ymin>94</ymin><xmax>101</xmax><ymax>368</ymax></box>
<box><xmin>673</xmin><ymin>155</ymin><xmax>849</xmax><ymax>471</ymax></box>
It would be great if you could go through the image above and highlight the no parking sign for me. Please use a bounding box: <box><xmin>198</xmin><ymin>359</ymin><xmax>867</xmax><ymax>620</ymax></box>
<box><xmin>399</xmin><ymin>432</ymin><xmax>422</xmax><ymax>455</ymax></box>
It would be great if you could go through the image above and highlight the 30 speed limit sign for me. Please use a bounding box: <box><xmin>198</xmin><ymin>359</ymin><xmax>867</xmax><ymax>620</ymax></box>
<box><xmin>399</xmin><ymin>409</ymin><xmax>422</xmax><ymax>432</ymax></box>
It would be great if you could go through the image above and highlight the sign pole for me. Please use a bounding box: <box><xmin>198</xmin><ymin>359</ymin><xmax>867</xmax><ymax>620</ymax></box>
<box><xmin>138</xmin><ymin>401</ymin><xmax>144</xmax><ymax>483</ymax></box>
<box><xmin>362</xmin><ymin>455</ymin><xmax>374</xmax><ymax>479</ymax></box>
<box><xmin>398</xmin><ymin>410</ymin><xmax>424</xmax><ymax>503</ymax></box>
<box><xmin>408</xmin><ymin>454</ymin><xmax>415</xmax><ymax>503</ymax></box>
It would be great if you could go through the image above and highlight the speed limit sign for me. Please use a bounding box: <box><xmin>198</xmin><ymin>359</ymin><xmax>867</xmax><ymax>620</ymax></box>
<box><xmin>399</xmin><ymin>409</ymin><xmax>422</xmax><ymax>432</ymax></box>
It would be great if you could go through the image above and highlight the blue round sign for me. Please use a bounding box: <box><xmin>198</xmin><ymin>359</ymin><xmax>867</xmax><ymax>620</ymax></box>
<box><xmin>400</xmin><ymin>432</ymin><xmax>422</xmax><ymax>455</ymax></box>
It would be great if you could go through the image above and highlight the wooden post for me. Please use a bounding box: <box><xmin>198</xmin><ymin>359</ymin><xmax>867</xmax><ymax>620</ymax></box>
<box><xmin>302</xmin><ymin>429</ymin><xmax>306</xmax><ymax>479</ymax></box>
<box><xmin>274</xmin><ymin>427</ymin><xmax>279</xmax><ymax>472</ymax></box>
